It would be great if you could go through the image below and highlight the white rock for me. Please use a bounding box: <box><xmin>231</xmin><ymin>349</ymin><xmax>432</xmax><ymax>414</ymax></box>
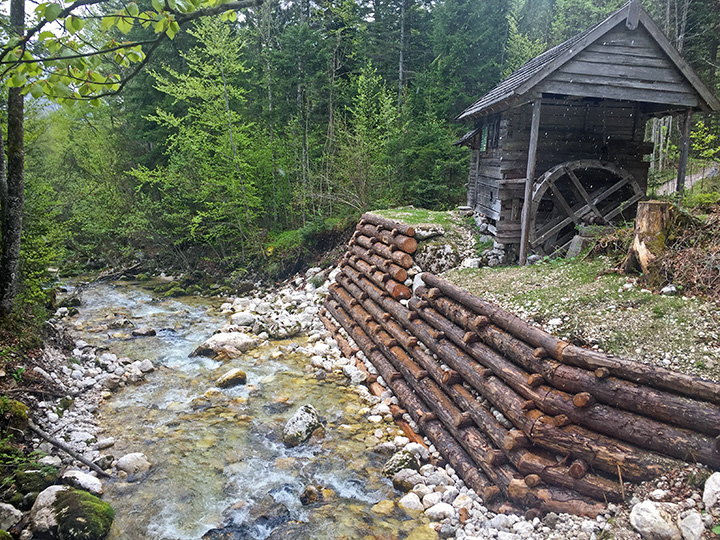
<box><xmin>192</xmin><ymin>332</ymin><xmax>257</xmax><ymax>356</ymax></box>
<box><xmin>0</xmin><ymin>502</ymin><xmax>22</xmax><ymax>530</ymax></box>
<box><xmin>422</xmin><ymin>491</ymin><xmax>443</xmax><ymax>509</ymax></box>
<box><xmin>424</xmin><ymin>502</ymin><xmax>455</xmax><ymax>520</ymax></box>
<box><xmin>661</xmin><ymin>284</ymin><xmax>678</xmax><ymax>295</ymax></box>
<box><xmin>95</xmin><ymin>437</ymin><xmax>115</xmax><ymax>450</ymax></box>
<box><xmin>230</xmin><ymin>311</ymin><xmax>256</xmax><ymax>326</ymax></box>
<box><xmin>254</xmin><ymin>302</ymin><xmax>273</xmax><ymax>314</ymax></box>
<box><xmin>703</xmin><ymin>472</ymin><xmax>720</xmax><ymax>510</ymax></box>
<box><xmin>678</xmin><ymin>511</ymin><xmax>704</xmax><ymax>540</ymax></box>
<box><xmin>650</xmin><ymin>489</ymin><xmax>669</xmax><ymax>501</ymax></box>
<box><xmin>413</xmin><ymin>484</ymin><xmax>433</xmax><ymax>499</ymax></box>
<box><xmin>497</xmin><ymin>532</ymin><xmax>520</xmax><ymax>540</ymax></box>
<box><xmin>38</xmin><ymin>455</ymin><xmax>62</xmax><ymax>468</ymax></box>
<box><xmin>629</xmin><ymin>500</ymin><xmax>681</xmax><ymax>540</ymax></box>
<box><xmin>452</xmin><ymin>493</ymin><xmax>474</xmax><ymax>510</ymax></box>
<box><xmin>30</xmin><ymin>485</ymin><xmax>69</xmax><ymax>534</ymax></box>
<box><xmin>116</xmin><ymin>452</ymin><xmax>152</xmax><ymax>475</ymax></box>
<box><xmin>404</xmin><ymin>442</ymin><xmax>429</xmax><ymax>461</ymax></box>
<box><xmin>139</xmin><ymin>359</ymin><xmax>154</xmax><ymax>373</ymax></box>
<box><xmin>399</xmin><ymin>492</ymin><xmax>424</xmax><ymax>511</ymax></box>
<box><xmin>62</xmin><ymin>470</ymin><xmax>103</xmax><ymax>496</ymax></box>
<box><xmin>490</xmin><ymin>514</ymin><xmax>512</xmax><ymax>530</ymax></box>
<box><xmin>547</xmin><ymin>318</ymin><xmax>562</xmax><ymax>326</ymax></box>
<box><xmin>513</xmin><ymin>520</ymin><xmax>534</xmax><ymax>534</ymax></box>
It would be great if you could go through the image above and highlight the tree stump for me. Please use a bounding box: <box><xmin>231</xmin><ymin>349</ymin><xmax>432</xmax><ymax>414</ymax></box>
<box><xmin>624</xmin><ymin>201</ymin><xmax>672</xmax><ymax>284</ymax></box>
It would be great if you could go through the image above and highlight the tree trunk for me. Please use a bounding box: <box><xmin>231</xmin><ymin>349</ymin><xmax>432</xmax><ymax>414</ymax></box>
<box><xmin>0</xmin><ymin>0</ymin><xmax>26</xmax><ymax>316</ymax></box>
<box><xmin>624</xmin><ymin>200</ymin><xmax>671</xmax><ymax>281</ymax></box>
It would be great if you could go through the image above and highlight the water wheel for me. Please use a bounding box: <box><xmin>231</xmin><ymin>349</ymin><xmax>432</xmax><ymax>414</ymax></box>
<box><xmin>529</xmin><ymin>160</ymin><xmax>644</xmax><ymax>256</ymax></box>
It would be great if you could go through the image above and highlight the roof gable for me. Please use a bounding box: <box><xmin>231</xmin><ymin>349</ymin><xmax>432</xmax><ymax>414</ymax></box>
<box><xmin>457</xmin><ymin>2</ymin><xmax>720</xmax><ymax>121</ymax></box>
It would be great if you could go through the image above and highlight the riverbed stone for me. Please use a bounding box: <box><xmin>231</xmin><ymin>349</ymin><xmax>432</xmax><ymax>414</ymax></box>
<box><xmin>30</xmin><ymin>485</ymin><xmax>68</xmax><ymax>535</ymax></box>
<box><xmin>382</xmin><ymin>450</ymin><xmax>419</xmax><ymax>478</ymax></box>
<box><xmin>399</xmin><ymin>492</ymin><xmax>424</xmax><ymax>513</ymax></box>
<box><xmin>629</xmin><ymin>500</ymin><xmax>681</xmax><ymax>540</ymax></box>
<box><xmin>392</xmin><ymin>469</ymin><xmax>425</xmax><ymax>492</ymax></box>
<box><xmin>115</xmin><ymin>452</ymin><xmax>152</xmax><ymax>475</ymax></box>
<box><xmin>131</xmin><ymin>326</ymin><xmax>156</xmax><ymax>337</ymax></box>
<box><xmin>282</xmin><ymin>405</ymin><xmax>323</xmax><ymax>447</ymax></box>
<box><xmin>371</xmin><ymin>499</ymin><xmax>395</xmax><ymax>516</ymax></box>
<box><xmin>230</xmin><ymin>312</ymin><xmax>256</xmax><ymax>326</ymax></box>
<box><xmin>62</xmin><ymin>470</ymin><xmax>103</xmax><ymax>496</ymax></box>
<box><xmin>703</xmin><ymin>472</ymin><xmax>720</xmax><ymax>510</ymax></box>
<box><xmin>425</xmin><ymin>502</ymin><xmax>455</xmax><ymax>520</ymax></box>
<box><xmin>192</xmin><ymin>332</ymin><xmax>257</xmax><ymax>357</ymax></box>
<box><xmin>0</xmin><ymin>503</ymin><xmax>22</xmax><ymax>531</ymax></box>
<box><xmin>678</xmin><ymin>511</ymin><xmax>704</xmax><ymax>540</ymax></box>
<box><xmin>216</xmin><ymin>368</ymin><xmax>247</xmax><ymax>388</ymax></box>
<box><xmin>53</xmin><ymin>488</ymin><xmax>115</xmax><ymax>540</ymax></box>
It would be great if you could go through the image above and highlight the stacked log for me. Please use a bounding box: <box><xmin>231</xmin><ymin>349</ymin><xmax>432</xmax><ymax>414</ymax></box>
<box><xmin>321</xmin><ymin>212</ymin><xmax>720</xmax><ymax>517</ymax></box>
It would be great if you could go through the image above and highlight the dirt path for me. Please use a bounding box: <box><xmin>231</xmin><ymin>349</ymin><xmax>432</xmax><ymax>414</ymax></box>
<box><xmin>656</xmin><ymin>162</ymin><xmax>719</xmax><ymax>195</ymax></box>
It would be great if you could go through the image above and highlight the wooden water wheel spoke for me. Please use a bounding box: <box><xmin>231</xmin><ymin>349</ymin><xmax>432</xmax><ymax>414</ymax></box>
<box><xmin>530</xmin><ymin>160</ymin><xmax>643</xmax><ymax>256</ymax></box>
<box><xmin>548</xmin><ymin>182</ymin><xmax>581</xmax><ymax>226</ymax></box>
<box><xmin>563</xmin><ymin>167</ymin><xmax>603</xmax><ymax>220</ymax></box>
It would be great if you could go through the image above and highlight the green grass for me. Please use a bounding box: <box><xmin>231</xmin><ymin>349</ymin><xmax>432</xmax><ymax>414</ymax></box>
<box><xmin>445</xmin><ymin>256</ymin><xmax>720</xmax><ymax>379</ymax></box>
<box><xmin>371</xmin><ymin>207</ymin><xmax>461</xmax><ymax>230</ymax></box>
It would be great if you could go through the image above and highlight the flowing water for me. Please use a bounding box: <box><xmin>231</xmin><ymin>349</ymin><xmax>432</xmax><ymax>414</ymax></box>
<box><xmin>70</xmin><ymin>280</ymin><xmax>429</xmax><ymax>539</ymax></box>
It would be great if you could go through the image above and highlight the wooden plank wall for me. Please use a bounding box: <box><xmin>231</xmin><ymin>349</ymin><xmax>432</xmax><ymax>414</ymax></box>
<box><xmin>479</xmin><ymin>97</ymin><xmax>651</xmax><ymax>246</ymax></box>
<box><xmin>469</xmin><ymin>117</ymin><xmax>509</xmax><ymax>221</ymax></box>
<box><xmin>538</xmin><ymin>25</ymin><xmax>699</xmax><ymax>108</ymax></box>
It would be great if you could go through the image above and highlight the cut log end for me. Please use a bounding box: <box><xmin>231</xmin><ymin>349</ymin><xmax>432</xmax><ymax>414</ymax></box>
<box><xmin>594</xmin><ymin>367</ymin><xmax>611</xmax><ymax>379</ymax></box>
<box><xmin>569</xmin><ymin>459</ymin><xmax>589</xmax><ymax>479</ymax></box>
<box><xmin>528</xmin><ymin>373</ymin><xmax>545</xmax><ymax>388</ymax></box>
<box><xmin>525</xmin><ymin>474</ymin><xmax>542</xmax><ymax>487</ymax></box>
<box><xmin>533</xmin><ymin>347</ymin><xmax>548</xmax><ymax>358</ymax></box>
<box><xmin>572</xmin><ymin>392</ymin><xmax>595</xmax><ymax>408</ymax></box>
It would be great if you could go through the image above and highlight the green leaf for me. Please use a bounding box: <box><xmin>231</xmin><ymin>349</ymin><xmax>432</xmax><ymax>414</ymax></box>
<box><xmin>7</xmin><ymin>72</ymin><xmax>27</xmax><ymax>88</ymax></box>
<box><xmin>101</xmin><ymin>16</ymin><xmax>117</xmax><ymax>30</ymax></box>
<box><xmin>116</xmin><ymin>16</ymin><xmax>134</xmax><ymax>34</ymax></box>
<box><xmin>90</xmin><ymin>98</ymin><xmax>101</xmax><ymax>107</ymax></box>
<box><xmin>29</xmin><ymin>83</ymin><xmax>44</xmax><ymax>99</ymax></box>
<box><xmin>126</xmin><ymin>3</ymin><xmax>140</xmax><ymax>17</ymax></box>
<box><xmin>221</xmin><ymin>10</ymin><xmax>237</xmax><ymax>22</ymax></box>
<box><xmin>71</xmin><ymin>16</ymin><xmax>85</xmax><ymax>32</ymax></box>
<box><xmin>45</xmin><ymin>3</ymin><xmax>63</xmax><ymax>22</ymax></box>
<box><xmin>154</xmin><ymin>19</ymin><xmax>168</xmax><ymax>34</ymax></box>
<box><xmin>152</xmin><ymin>0</ymin><xmax>164</xmax><ymax>11</ymax></box>
<box><xmin>712</xmin><ymin>525</ymin><xmax>720</xmax><ymax>534</ymax></box>
<box><xmin>167</xmin><ymin>21</ymin><xmax>180</xmax><ymax>39</ymax></box>
<box><xmin>38</xmin><ymin>31</ymin><xmax>55</xmax><ymax>41</ymax></box>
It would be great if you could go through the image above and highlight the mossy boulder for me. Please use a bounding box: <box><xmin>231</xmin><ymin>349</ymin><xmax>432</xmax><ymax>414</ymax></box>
<box><xmin>53</xmin><ymin>488</ymin><xmax>115</xmax><ymax>540</ymax></box>
<box><xmin>135</xmin><ymin>273</ymin><xmax>151</xmax><ymax>281</ymax></box>
<box><xmin>282</xmin><ymin>405</ymin><xmax>323</xmax><ymax>447</ymax></box>
<box><xmin>15</xmin><ymin>466</ymin><xmax>59</xmax><ymax>494</ymax></box>
<box><xmin>0</xmin><ymin>397</ymin><xmax>29</xmax><ymax>432</ymax></box>
<box><xmin>163</xmin><ymin>286</ymin><xmax>187</xmax><ymax>298</ymax></box>
<box><xmin>382</xmin><ymin>450</ymin><xmax>419</xmax><ymax>478</ymax></box>
<box><xmin>0</xmin><ymin>530</ymin><xmax>12</xmax><ymax>540</ymax></box>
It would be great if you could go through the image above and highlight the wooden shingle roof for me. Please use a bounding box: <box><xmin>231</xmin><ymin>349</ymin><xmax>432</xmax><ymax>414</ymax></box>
<box><xmin>457</xmin><ymin>1</ymin><xmax>720</xmax><ymax>121</ymax></box>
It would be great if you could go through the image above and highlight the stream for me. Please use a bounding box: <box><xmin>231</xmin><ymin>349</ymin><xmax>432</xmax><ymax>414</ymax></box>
<box><xmin>69</xmin><ymin>279</ymin><xmax>426</xmax><ymax>539</ymax></box>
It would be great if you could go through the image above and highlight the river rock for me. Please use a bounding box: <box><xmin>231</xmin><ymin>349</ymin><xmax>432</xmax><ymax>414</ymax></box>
<box><xmin>382</xmin><ymin>450</ymin><xmax>419</xmax><ymax>478</ymax></box>
<box><xmin>192</xmin><ymin>332</ymin><xmax>257</xmax><ymax>357</ymax></box>
<box><xmin>0</xmin><ymin>502</ymin><xmax>22</xmax><ymax>531</ymax></box>
<box><xmin>342</xmin><ymin>364</ymin><xmax>367</xmax><ymax>384</ymax></box>
<box><xmin>216</xmin><ymin>368</ymin><xmax>247</xmax><ymax>388</ymax></box>
<box><xmin>629</xmin><ymin>500</ymin><xmax>681</xmax><ymax>540</ymax></box>
<box><xmin>425</xmin><ymin>502</ymin><xmax>455</xmax><ymax>520</ymax></box>
<box><xmin>282</xmin><ymin>405</ymin><xmax>323</xmax><ymax>447</ymax></box>
<box><xmin>299</xmin><ymin>485</ymin><xmax>324</xmax><ymax>505</ymax></box>
<box><xmin>399</xmin><ymin>492</ymin><xmax>424</xmax><ymax>512</ymax></box>
<box><xmin>54</xmin><ymin>488</ymin><xmax>115</xmax><ymax>540</ymax></box>
<box><xmin>131</xmin><ymin>326</ymin><xmax>156</xmax><ymax>337</ymax></box>
<box><xmin>265</xmin><ymin>521</ymin><xmax>308</xmax><ymax>539</ymax></box>
<box><xmin>371</xmin><ymin>499</ymin><xmax>395</xmax><ymax>516</ymax></box>
<box><xmin>30</xmin><ymin>485</ymin><xmax>68</xmax><ymax>535</ymax></box>
<box><xmin>678</xmin><ymin>511</ymin><xmax>704</xmax><ymax>540</ymax></box>
<box><xmin>703</xmin><ymin>472</ymin><xmax>720</xmax><ymax>510</ymax></box>
<box><xmin>393</xmin><ymin>469</ymin><xmax>425</xmax><ymax>492</ymax></box>
<box><xmin>62</xmin><ymin>470</ymin><xmax>103</xmax><ymax>496</ymax></box>
<box><xmin>115</xmin><ymin>452</ymin><xmax>152</xmax><ymax>475</ymax></box>
<box><xmin>265</xmin><ymin>319</ymin><xmax>302</xmax><ymax>340</ymax></box>
<box><xmin>231</xmin><ymin>312</ymin><xmax>256</xmax><ymax>326</ymax></box>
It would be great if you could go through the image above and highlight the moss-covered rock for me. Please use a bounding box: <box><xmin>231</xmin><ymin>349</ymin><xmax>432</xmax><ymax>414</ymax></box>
<box><xmin>135</xmin><ymin>273</ymin><xmax>151</xmax><ymax>281</ymax></box>
<box><xmin>382</xmin><ymin>450</ymin><xmax>419</xmax><ymax>478</ymax></box>
<box><xmin>0</xmin><ymin>397</ymin><xmax>28</xmax><ymax>432</ymax></box>
<box><xmin>53</xmin><ymin>488</ymin><xmax>115</xmax><ymax>540</ymax></box>
<box><xmin>15</xmin><ymin>466</ymin><xmax>59</xmax><ymax>494</ymax></box>
<box><xmin>282</xmin><ymin>405</ymin><xmax>323</xmax><ymax>447</ymax></box>
<box><xmin>163</xmin><ymin>286</ymin><xmax>187</xmax><ymax>298</ymax></box>
<box><xmin>0</xmin><ymin>529</ymin><xmax>12</xmax><ymax>540</ymax></box>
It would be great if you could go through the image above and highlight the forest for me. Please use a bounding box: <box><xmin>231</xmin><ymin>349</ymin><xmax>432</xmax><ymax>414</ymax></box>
<box><xmin>3</xmin><ymin>0</ymin><xmax>720</xmax><ymax>318</ymax></box>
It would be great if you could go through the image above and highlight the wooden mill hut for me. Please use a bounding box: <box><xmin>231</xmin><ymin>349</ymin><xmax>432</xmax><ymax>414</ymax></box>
<box><xmin>456</xmin><ymin>0</ymin><xmax>719</xmax><ymax>263</ymax></box>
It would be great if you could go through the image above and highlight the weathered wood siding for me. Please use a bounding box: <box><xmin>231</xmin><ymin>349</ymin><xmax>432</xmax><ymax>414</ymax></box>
<box><xmin>488</xmin><ymin>98</ymin><xmax>651</xmax><ymax>246</ymax></box>
<box><xmin>469</xmin><ymin>115</ymin><xmax>508</xmax><ymax>221</ymax></box>
<box><xmin>537</xmin><ymin>25</ymin><xmax>699</xmax><ymax>108</ymax></box>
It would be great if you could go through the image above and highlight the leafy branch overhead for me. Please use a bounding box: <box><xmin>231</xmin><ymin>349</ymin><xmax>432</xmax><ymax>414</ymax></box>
<box><xmin>0</xmin><ymin>0</ymin><xmax>262</xmax><ymax>105</ymax></box>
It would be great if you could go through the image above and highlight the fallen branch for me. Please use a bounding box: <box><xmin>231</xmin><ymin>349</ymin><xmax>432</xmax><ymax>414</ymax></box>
<box><xmin>28</xmin><ymin>421</ymin><xmax>111</xmax><ymax>478</ymax></box>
